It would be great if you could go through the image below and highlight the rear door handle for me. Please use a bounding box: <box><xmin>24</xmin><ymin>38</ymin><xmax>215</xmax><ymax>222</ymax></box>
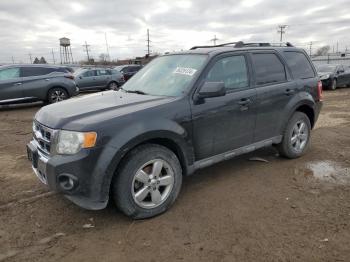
<box><xmin>238</xmin><ymin>98</ymin><xmax>251</xmax><ymax>106</ymax></box>
<box><xmin>14</xmin><ymin>82</ymin><xmax>22</xmax><ymax>86</ymax></box>
<box><xmin>45</xmin><ymin>79</ymin><xmax>50</xmax><ymax>81</ymax></box>
<box><xmin>285</xmin><ymin>89</ymin><xmax>295</xmax><ymax>95</ymax></box>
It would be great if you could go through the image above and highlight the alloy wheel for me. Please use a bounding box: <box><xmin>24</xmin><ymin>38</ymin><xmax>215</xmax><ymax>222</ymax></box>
<box><xmin>290</xmin><ymin>120</ymin><xmax>309</xmax><ymax>152</ymax></box>
<box><xmin>131</xmin><ymin>159</ymin><xmax>174</xmax><ymax>209</ymax></box>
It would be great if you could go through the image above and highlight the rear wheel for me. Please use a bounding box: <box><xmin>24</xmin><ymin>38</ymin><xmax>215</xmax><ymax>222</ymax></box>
<box><xmin>277</xmin><ymin>112</ymin><xmax>311</xmax><ymax>159</ymax></box>
<box><xmin>47</xmin><ymin>88</ymin><xmax>68</xmax><ymax>103</ymax></box>
<box><xmin>330</xmin><ymin>78</ymin><xmax>337</xmax><ymax>90</ymax></box>
<box><xmin>113</xmin><ymin>144</ymin><xmax>182</xmax><ymax>219</ymax></box>
<box><xmin>108</xmin><ymin>81</ymin><xmax>119</xmax><ymax>91</ymax></box>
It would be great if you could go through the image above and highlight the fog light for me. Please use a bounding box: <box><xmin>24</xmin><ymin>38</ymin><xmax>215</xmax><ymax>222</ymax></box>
<box><xmin>58</xmin><ymin>174</ymin><xmax>78</xmax><ymax>191</ymax></box>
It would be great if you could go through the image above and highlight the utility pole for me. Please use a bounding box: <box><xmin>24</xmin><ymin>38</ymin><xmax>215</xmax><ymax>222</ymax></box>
<box><xmin>308</xmin><ymin>41</ymin><xmax>313</xmax><ymax>57</ymax></box>
<box><xmin>210</xmin><ymin>35</ymin><xmax>219</xmax><ymax>46</ymax></box>
<box><xmin>82</xmin><ymin>41</ymin><xmax>91</xmax><ymax>62</ymax></box>
<box><xmin>277</xmin><ymin>25</ymin><xmax>288</xmax><ymax>43</ymax></box>
<box><xmin>28</xmin><ymin>53</ymin><xmax>33</xmax><ymax>64</ymax></box>
<box><xmin>336</xmin><ymin>41</ymin><xmax>339</xmax><ymax>53</ymax></box>
<box><xmin>51</xmin><ymin>49</ymin><xmax>56</xmax><ymax>64</ymax></box>
<box><xmin>11</xmin><ymin>56</ymin><xmax>15</xmax><ymax>64</ymax></box>
<box><xmin>105</xmin><ymin>32</ymin><xmax>110</xmax><ymax>61</ymax></box>
<box><xmin>146</xmin><ymin>29</ymin><xmax>151</xmax><ymax>56</ymax></box>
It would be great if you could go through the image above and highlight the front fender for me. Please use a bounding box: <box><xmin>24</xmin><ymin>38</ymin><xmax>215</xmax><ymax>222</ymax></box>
<box><xmin>92</xmin><ymin>118</ymin><xmax>193</xmax><ymax>204</ymax></box>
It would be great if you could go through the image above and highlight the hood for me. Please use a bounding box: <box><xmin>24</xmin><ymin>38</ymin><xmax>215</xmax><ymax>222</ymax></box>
<box><xmin>35</xmin><ymin>90</ymin><xmax>175</xmax><ymax>129</ymax></box>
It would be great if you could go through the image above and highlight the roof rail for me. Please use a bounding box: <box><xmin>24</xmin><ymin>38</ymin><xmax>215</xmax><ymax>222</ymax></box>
<box><xmin>190</xmin><ymin>41</ymin><xmax>294</xmax><ymax>50</ymax></box>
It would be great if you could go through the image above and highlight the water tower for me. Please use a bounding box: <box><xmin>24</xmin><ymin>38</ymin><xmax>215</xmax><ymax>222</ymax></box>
<box><xmin>59</xmin><ymin>37</ymin><xmax>74</xmax><ymax>64</ymax></box>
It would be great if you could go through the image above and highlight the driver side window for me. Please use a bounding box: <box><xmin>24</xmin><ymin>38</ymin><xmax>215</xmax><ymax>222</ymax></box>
<box><xmin>82</xmin><ymin>70</ymin><xmax>95</xmax><ymax>77</ymax></box>
<box><xmin>206</xmin><ymin>55</ymin><xmax>249</xmax><ymax>90</ymax></box>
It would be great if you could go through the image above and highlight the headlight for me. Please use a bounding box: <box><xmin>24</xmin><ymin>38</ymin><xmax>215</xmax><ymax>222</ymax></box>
<box><xmin>56</xmin><ymin>130</ymin><xmax>97</xmax><ymax>155</ymax></box>
<box><xmin>320</xmin><ymin>74</ymin><xmax>330</xmax><ymax>80</ymax></box>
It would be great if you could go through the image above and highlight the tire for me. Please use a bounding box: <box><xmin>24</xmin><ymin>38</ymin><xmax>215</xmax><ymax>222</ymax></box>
<box><xmin>47</xmin><ymin>87</ymin><xmax>68</xmax><ymax>103</ymax></box>
<box><xmin>330</xmin><ymin>78</ymin><xmax>337</xmax><ymax>90</ymax></box>
<box><xmin>113</xmin><ymin>144</ymin><xmax>182</xmax><ymax>219</ymax></box>
<box><xmin>107</xmin><ymin>81</ymin><xmax>119</xmax><ymax>91</ymax></box>
<box><xmin>277</xmin><ymin>112</ymin><xmax>311</xmax><ymax>159</ymax></box>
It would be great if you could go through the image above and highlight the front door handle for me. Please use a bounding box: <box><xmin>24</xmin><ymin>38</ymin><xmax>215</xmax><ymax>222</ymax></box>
<box><xmin>238</xmin><ymin>98</ymin><xmax>251</xmax><ymax>106</ymax></box>
<box><xmin>285</xmin><ymin>89</ymin><xmax>295</xmax><ymax>95</ymax></box>
<box><xmin>14</xmin><ymin>82</ymin><xmax>22</xmax><ymax>86</ymax></box>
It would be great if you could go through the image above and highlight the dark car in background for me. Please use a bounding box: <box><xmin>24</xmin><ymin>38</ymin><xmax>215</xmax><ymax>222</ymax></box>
<box><xmin>316</xmin><ymin>64</ymin><xmax>350</xmax><ymax>90</ymax></box>
<box><xmin>0</xmin><ymin>64</ymin><xmax>78</xmax><ymax>104</ymax></box>
<box><xmin>74</xmin><ymin>68</ymin><xmax>125</xmax><ymax>91</ymax></box>
<box><xmin>114</xmin><ymin>64</ymin><xmax>142</xmax><ymax>81</ymax></box>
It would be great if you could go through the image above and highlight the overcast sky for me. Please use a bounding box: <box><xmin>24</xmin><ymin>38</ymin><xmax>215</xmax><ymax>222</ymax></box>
<box><xmin>0</xmin><ymin>0</ymin><xmax>350</xmax><ymax>64</ymax></box>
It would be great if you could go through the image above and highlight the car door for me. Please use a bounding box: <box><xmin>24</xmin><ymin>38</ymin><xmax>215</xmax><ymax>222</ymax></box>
<box><xmin>77</xmin><ymin>70</ymin><xmax>97</xmax><ymax>90</ymax></box>
<box><xmin>21</xmin><ymin>67</ymin><xmax>56</xmax><ymax>99</ymax></box>
<box><xmin>95</xmin><ymin>69</ymin><xmax>111</xmax><ymax>88</ymax></box>
<box><xmin>251</xmin><ymin>52</ymin><xmax>298</xmax><ymax>142</ymax></box>
<box><xmin>191</xmin><ymin>53</ymin><xmax>257</xmax><ymax>160</ymax></box>
<box><xmin>0</xmin><ymin>67</ymin><xmax>23</xmax><ymax>102</ymax></box>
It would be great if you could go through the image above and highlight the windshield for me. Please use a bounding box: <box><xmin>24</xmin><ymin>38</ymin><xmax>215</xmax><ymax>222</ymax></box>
<box><xmin>121</xmin><ymin>54</ymin><xmax>207</xmax><ymax>97</ymax></box>
<box><xmin>316</xmin><ymin>64</ymin><xmax>337</xmax><ymax>72</ymax></box>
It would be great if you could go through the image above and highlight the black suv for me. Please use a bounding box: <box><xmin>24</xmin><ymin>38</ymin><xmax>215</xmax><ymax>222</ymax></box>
<box><xmin>27</xmin><ymin>42</ymin><xmax>323</xmax><ymax>219</ymax></box>
<box><xmin>0</xmin><ymin>65</ymin><xmax>78</xmax><ymax>104</ymax></box>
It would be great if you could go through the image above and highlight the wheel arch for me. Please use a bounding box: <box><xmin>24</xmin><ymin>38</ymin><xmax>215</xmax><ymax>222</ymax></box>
<box><xmin>46</xmin><ymin>86</ymin><xmax>69</xmax><ymax>101</ymax></box>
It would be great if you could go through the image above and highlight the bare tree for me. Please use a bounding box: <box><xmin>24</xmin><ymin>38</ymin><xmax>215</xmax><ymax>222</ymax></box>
<box><xmin>315</xmin><ymin>46</ymin><xmax>330</xmax><ymax>56</ymax></box>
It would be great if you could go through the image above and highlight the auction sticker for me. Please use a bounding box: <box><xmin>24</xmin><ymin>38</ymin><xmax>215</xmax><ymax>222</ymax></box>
<box><xmin>173</xmin><ymin>67</ymin><xmax>197</xmax><ymax>76</ymax></box>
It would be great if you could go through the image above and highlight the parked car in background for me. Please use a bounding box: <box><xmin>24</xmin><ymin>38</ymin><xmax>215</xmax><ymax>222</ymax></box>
<box><xmin>0</xmin><ymin>64</ymin><xmax>78</xmax><ymax>104</ymax></box>
<box><xmin>114</xmin><ymin>64</ymin><xmax>143</xmax><ymax>81</ymax></box>
<box><xmin>316</xmin><ymin>64</ymin><xmax>350</xmax><ymax>90</ymax></box>
<box><xmin>74</xmin><ymin>68</ymin><xmax>125</xmax><ymax>91</ymax></box>
<box><xmin>27</xmin><ymin>42</ymin><xmax>322</xmax><ymax>219</ymax></box>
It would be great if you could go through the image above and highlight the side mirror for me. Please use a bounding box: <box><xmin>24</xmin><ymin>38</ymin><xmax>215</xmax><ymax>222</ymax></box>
<box><xmin>198</xmin><ymin>82</ymin><xmax>226</xmax><ymax>99</ymax></box>
<box><xmin>79</xmin><ymin>76</ymin><xmax>83</xmax><ymax>79</ymax></box>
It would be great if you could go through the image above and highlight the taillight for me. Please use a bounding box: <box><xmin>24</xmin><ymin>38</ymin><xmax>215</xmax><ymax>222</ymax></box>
<box><xmin>317</xmin><ymin>80</ymin><xmax>323</xmax><ymax>101</ymax></box>
<box><xmin>65</xmin><ymin>74</ymin><xmax>74</xmax><ymax>80</ymax></box>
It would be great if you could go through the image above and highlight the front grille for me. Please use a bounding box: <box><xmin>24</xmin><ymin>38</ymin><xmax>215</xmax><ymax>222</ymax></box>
<box><xmin>33</xmin><ymin>121</ymin><xmax>54</xmax><ymax>156</ymax></box>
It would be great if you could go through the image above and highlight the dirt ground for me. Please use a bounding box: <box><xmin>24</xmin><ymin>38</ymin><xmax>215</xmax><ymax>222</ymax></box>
<box><xmin>0</xmin><ymin>89</ymin><xmax>349</xmax><ymax>262</ymax></box>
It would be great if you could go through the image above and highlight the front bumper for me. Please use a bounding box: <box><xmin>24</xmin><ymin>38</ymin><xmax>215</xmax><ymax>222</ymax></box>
<box><xmin>26</xmin><ymin>139</ymin><xmax>110</xmax><ymax>210</ymax></box>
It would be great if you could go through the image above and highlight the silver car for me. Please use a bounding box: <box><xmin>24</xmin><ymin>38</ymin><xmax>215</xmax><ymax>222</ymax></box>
<box><xmin>74</xmin><ymin>68</ymin><xmax>125</xmax><ymax>91</ymax></box>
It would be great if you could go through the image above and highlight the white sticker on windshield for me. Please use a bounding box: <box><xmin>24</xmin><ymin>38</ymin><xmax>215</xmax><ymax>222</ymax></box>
<box><xmin>173</xmin><ymin>67</ymin><xmax>197</xmax><ymax>76</ymax></box>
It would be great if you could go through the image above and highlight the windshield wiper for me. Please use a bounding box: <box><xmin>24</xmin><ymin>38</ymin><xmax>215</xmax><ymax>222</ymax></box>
<box><xmin>119</xmin><ymin>87</ymin><xmax>148</xmax><ymax>95</ymax></box>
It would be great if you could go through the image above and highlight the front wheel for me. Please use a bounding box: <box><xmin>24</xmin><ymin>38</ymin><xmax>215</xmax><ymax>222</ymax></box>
<box><xmin>47</xmin><ymin>88</ymin><xmax>68</xmax><ymax>103</ymax></box>
<box><xmin>277</xmin><ymin>112</ymin><xmax>311</xmax><ymax>159</ymax></box>
<box><xmin>113</xmin><ymin>144</ymin><xmax>182</xmax><ymax>219</ymax></box>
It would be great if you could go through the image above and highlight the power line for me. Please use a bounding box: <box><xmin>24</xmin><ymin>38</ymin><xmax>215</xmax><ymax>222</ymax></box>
<box><xmin>210</xmin><ymin>35</ymin><xmax>219</xmax><ymax>45</ymax></box>
<box><xmin>82</xmin><ymin>41</ymin><xmax>91</xmax><ymax>61</ymax></box>
<box><xmin>277</xmin><ymin>25</ymin><xmax>288</xmax><ymax>43</ymax></box>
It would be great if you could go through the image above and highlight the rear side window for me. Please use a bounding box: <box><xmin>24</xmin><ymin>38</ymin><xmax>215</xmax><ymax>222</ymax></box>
<box><xmin>97</xmin><ymin>69</ymin><xmax>110</xmax><ymax>76</ymax></box>
<box><xmin>21</xmin><ymin>67</ymin><xmax>60</xmax><ymax>77</ymax></box>
<box><xmin>283</xmin><ymin>51</ymin><xmax>315</xmax><ymax>79</ymax></box>
<box><xmin>252</xmin><ymin>53</ymin><xmax>286</xmax><ymax>85</ymax></box>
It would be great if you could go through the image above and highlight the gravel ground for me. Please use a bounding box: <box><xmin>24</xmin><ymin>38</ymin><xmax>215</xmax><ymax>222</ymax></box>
<box><xmin>0</xmin><ymin>89</ymin><xmax>349</xmax><ymax>262</ymax></box>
